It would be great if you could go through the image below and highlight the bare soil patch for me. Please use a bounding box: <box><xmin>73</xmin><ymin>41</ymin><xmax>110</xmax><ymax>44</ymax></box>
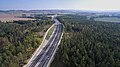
<box><xmin>0</xmin><ymin>13</ymin><xmax>35</xmax><ymax>22</ymax></box>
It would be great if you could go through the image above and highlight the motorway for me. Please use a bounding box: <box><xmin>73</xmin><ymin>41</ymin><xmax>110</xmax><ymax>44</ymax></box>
<box><xmin>26</xmin><ymin>19</ymin><xmax>63</xmax><ymax>67</ymax></box>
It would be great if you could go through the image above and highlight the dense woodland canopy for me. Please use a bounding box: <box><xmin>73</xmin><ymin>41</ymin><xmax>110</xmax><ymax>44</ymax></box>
<box><xmin>51</xmin><ymin>15</ymin><xmax>120</xmax><ymax>67</ymax></box>
<box><xmin>0</xmin><ymin>18</ymin><xmax>53</xmax><ymax>67</ymax></box>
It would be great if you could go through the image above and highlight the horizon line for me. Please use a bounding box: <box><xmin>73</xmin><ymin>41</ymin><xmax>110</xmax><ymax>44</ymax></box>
<box><xmin>0</xmin><ymin>9</ymin><xmax>120</xmax><ymax>12</ymax></box>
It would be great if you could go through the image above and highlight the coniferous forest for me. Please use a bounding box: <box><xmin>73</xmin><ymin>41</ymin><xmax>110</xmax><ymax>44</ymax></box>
<box><xmin>0</xmin><ymin>18</ymin><xmax>53</xmax><ymax>67</ymax></box>
<box><xmin>51</xmin><ymin>15</ymin><xmax>120</xmax><ymax>67</ymax></box>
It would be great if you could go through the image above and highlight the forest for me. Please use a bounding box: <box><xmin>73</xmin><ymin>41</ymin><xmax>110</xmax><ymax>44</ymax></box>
<box><xmin>0</xmin><ymin>18</ymin><xmax>53</xmax><ymax>67</ymax></box>
<box><xmin>51</xmin><ymin>15</ymin><xmax>120</xmax><ymax>67</ymax></box>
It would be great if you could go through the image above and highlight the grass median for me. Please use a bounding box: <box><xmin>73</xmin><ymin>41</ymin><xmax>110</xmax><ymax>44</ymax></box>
<box><xmin>45</xmin><ymin>25</ymin><xmax>56</xmax><ymax>40</ymax></box>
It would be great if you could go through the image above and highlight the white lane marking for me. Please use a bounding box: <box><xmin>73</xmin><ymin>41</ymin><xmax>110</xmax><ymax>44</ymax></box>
<box><xmin>35</xmin><ymin>25</ymin><xmax>59</xmax><ymax>67</ymax></box>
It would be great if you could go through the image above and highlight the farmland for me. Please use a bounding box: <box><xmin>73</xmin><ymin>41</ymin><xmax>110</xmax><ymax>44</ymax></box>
<box><xmin>94</xmin><ymin>17</ymin><xmax>120</xmax><ymax>23</ymax></box>
<box><xmin>0</xmin><ymin>13</ymin><xmax>35</xmax><ymax>22</ymax></box>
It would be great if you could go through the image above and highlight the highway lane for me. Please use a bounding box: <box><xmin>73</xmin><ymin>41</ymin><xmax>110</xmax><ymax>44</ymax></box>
<box><xmin>27</xmin><ymin>19</ymin><xmax>62</xmax><ymax>67</ymax></box>
<box><xmin>28</xmin><ymin>25</ymin><xmax>58</xmax><ymax>67</ymax></box>
<box><xmin>26</xmin><ymin>24</ymin><xmax>55</xmax><ymax>67</ymax></box>
<box><xmin>44</xmin><ymin>24</ymin><xmax>62</xmax><ymax>67</ymax></box>
<box><xmin>36</xmin><ymin>23</ymin><xmax>62</xmax><ymax>67</ymax></box>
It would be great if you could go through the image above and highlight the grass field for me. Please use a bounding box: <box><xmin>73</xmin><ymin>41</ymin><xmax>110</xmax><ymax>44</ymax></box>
<box><xmin>94</xmin><ymin>17</ymin><xmax>120</xmax><ymax>23</ymax></box>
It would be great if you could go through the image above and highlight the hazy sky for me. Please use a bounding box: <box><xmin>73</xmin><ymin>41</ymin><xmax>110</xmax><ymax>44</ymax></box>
<box><xmin>0</xmin><ymin>0</ymin><xmax>120</xmax><ymax>10</ymax></box>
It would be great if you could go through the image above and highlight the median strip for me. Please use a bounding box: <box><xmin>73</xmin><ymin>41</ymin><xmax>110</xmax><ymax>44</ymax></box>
<box><xmin>45</xmin><ymin>25</ymin><xmax>56</xmax><ymax>40</ymax></box>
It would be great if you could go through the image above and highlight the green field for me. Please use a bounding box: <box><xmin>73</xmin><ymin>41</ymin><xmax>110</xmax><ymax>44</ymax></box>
<box><xmin>94</xmin><ymin>17</ymin><xmax>120</xmax><ymax>23</ymax></box>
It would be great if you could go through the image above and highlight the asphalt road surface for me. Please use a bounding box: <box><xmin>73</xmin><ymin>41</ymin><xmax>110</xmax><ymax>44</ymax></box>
<box><xmin>27</xmin><ymin>19</ymin><xmax>63</xmax><ymax>67</ymax></box>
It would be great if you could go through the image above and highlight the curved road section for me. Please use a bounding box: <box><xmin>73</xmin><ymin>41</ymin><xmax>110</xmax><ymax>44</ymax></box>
<box><xmin>26</xmin><ymin>19</ymin><xmax>63</xmax><ymax>67</ymax></box>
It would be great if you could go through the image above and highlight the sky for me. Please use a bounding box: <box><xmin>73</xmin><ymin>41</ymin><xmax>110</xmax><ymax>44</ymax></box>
<box><xmin>0</xmin><ymin>0</ymin><xmax>120</xmax><ymax>11</ymax></box>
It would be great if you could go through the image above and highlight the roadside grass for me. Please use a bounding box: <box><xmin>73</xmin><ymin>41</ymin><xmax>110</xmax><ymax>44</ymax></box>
<box><xmin>45</xmin><ymin>25</ymin><xmax>56</xmax><ymax>40</ymax></box>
